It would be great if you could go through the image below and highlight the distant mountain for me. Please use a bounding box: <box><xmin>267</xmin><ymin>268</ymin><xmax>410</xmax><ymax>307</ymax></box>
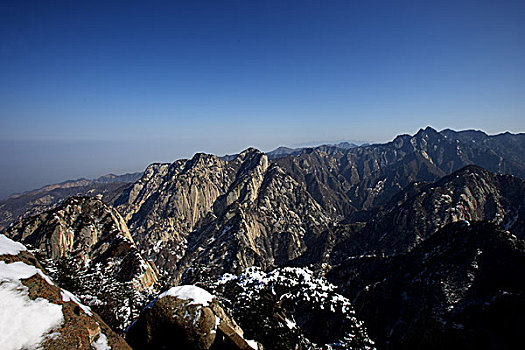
<box><xmin>329</xmin><ymin>165</ymin><xmax>525</xmax><ymax>260</ymax></box>
<box><xmin>266</xmin><ymin>141</ymin><xmax>361</xmax><ymax>160</ymax></box>
<box><xmin>220</xmin><ymin>141</ymin><xmax>361</xmax><ymax>162</ymax></box>
<box><xmin>276</xmin><ymin>127</ymin><xmax>525</xmax><ymax>219</ymax></box>
<box><xmin>0</xmin><ymin>172</ymin><xmax>142</xmax><ymax>231</ymax></box>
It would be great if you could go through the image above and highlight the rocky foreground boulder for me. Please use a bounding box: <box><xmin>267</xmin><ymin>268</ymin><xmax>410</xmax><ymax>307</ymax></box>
<box><xmin>0</xmin><ymin>233</ymin><xmax>130</xmax><ymax>350</ymax></box>
<box><xmin>126</xmin><ymin>285</ymin><xmax>259</xmax><ymax>350</ymax></box>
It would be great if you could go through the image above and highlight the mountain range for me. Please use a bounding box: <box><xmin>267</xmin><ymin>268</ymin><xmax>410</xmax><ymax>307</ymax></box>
<box><xmin>1</xmin><ymin>127</ymin><xmax>524</xmax><ymax>349</ymax></box>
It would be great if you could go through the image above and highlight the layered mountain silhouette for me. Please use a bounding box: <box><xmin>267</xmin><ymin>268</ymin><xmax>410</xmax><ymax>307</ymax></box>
<box><xmin>0</xmin><ymin>172</ymin><xmax>141</xmax><ymax>231</ymax></box>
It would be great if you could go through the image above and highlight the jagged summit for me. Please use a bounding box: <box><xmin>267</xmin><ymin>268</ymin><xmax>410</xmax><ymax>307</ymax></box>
<box><xmin>416</xmin><ymin>125</ymin><xmax>439</xmax><ymax>135</ymax></box>
<box><xmin>330</xmin><ymin>164</ymin><xmax>525</xmax><ymax>260</ymax></box>
<box><xmin>113</xmin><ymin>144</ymin><xmax>327</xmax><ymax>283</ymax></box>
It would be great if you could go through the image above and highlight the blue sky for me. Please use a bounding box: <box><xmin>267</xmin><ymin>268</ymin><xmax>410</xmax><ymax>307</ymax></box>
<box><xmin>1</xmin><ymin>0</ymin><xmax>524</xmax><ymax>198</ymax></box>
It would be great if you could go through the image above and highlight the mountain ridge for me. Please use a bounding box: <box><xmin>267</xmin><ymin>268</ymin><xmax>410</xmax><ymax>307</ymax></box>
<box><xmin>3</xmin><ymin>127</ymin><xmax>525</xmax><ymax>349</ymax></box>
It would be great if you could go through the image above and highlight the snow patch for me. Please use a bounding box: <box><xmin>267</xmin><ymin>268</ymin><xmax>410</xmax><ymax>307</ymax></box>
<box><xmin>285</xmin><ymin>318</ymin><xmax>296</xmax><ymax>329</ymax></box>
<box><xmin>0</xmin><ymin>234</ymin><xmax>27</xmax><ymax>256</ymax></box>
<box><xmin>246</xmin><ymin>339</ymin><xmax>259</xmax><ymax>349</ymax></box>
<box><xmin>61</xmin><ymin>289</ymin><xmax>93</xmax><ymax>316</ymax></box>
<box><xmin>213</xmin><ymin>314</ymin><xmax>221</xmax><ymax>333</ymax></box>
<box><xmin>0</xmin><ymin>261</ymin><xmax>63</xmax><ymax>350</ymax></box>
<box><xmin>0</xmin><ymin>260</ymin><xmax>54</xmax><ymax>286</ymax></box>
<box><xmin>91</xmin><ymin>332</ymin><xmax>111</xmax><ymax>350</ymax></box>
<box><xmin>158</xmin><ymin>285</ymin><xmax>215</xmax><ymax>306</ymax></box>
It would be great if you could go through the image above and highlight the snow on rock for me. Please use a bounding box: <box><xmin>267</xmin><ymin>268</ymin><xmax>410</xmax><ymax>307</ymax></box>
<box><xmin>0</xmin><ymin>260</ymin><xmax>54</xmax><ymax>286</ymax></box>
<box><xmin>285</xmin><ymin>318</ymin><xmax>296</xmax><ymax>329</ymax></box>
<box><xmin>91</xmin><ymin>332</ymin><xmax>111</xmax><ymax>350</ymax></box>
<box><xmin>245</xmin><ymin>339</ymin><xmax>259</xmax><ymax>349</ymax></box>
<box><xmin>212</xmin><ymin>266</ymin><xmax>376</xmax><ymax>349</ymax></box>
<box><xmin>0</xmin><ymin>233</ymin><xmax>26</xmax><ymax>256</ymax></box>
<box><xmin>0</xmin><ymin>260</ymin><xmax>63</xmax><ymax>350</ymax></box>
<box><xmin>158</xmin><ymin>285</ymin><xmax>215</xmax><ymax>306</ymax></box>
<box><xmin>0</xmin><ymin>234</ymin><xmax>131</xmax><ymax>350</ymax></box>
<box><xmin>61</xmin><ymin>289</ymin><xmax>93</xmax><ymax>316</ymax></box>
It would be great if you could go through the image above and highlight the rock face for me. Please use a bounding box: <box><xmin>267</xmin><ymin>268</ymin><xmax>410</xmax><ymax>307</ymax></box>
<box><xmin>5</xmin><ymin>196</ymin><xmax>158</xmax><ymax>290</ymax></box>
<box><xmin>0</xmin><ymin>233</ymin><xmax>130</xmax><ymax>350</ymax></box>
<box><xmin>4</xmin><ymin>196</ymin><xmax>159</xmax><ymax>333</ymax></box>
<box><xmin>126</xmin><ymin>285</ymin><xmax>257</xmax><ymax>350</ymax></box>
<box><xmin>108</xmin><ymin>129</ymin><xmax>525</xmax><ymax>284</ymax></box>
<box><xmin>327</xmin><ymin>221</ymin><xmax>525</xmax><ymax>350</ymax></box>
<box><xmin>0</xmin><ymin>172</ymin><xmax>141</xmax><ymax>232</ymax></box>
<box><xmin>3</xmin><ymin>127</ymin><xmax>525</xmax><ymax>349</ymax></box>
<box><xmin>276</xmin><ymin>127</ymin><xmax>525</xmax><ymax>218</ymax></box>
<box><xmin>330</xmin><ymin>165</ymin><xmax>525</xmax><ymax>260</ymax></box>
<box><xmin>114</xmin><ymin>148</ymin><xmax>330</xmax><ymax>283</ymax></box>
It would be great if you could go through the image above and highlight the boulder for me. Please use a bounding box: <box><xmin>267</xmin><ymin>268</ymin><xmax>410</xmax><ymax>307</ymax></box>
<box><xmin>126</xmin><ymin>285</ymin><xmax>259</xmax><ymax>350</ymax></box>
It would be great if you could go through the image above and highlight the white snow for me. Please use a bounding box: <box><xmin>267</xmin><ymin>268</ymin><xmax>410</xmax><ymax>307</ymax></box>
<box><xmin>0</xmin><ymin>261</ymin><xmax>63</xmax><ymax>350</ymax></box>
<box><xmin>158</xmin><ymin>285</ymin><xmax>215</xmax><ymax>306</ymax></box>
<box><xmin>91</xmin><ymin>332</ymin><xmax>111</xmax><ymax>350</ymax></box>
<box><xmin>0</xmin><ymin>261</ymin><xmax>54</xmax><ymax>286</ymax></box>
<box><xmin>61</xmin><ymin>289</ymin><xmax>93</xmax><ymax>316</ymax></box>
<box><xmin>245</xmin><ymin>339</ymin><xmax>259</xmax><ymax>349</ymax></box>
<box><xmin>285</xmin><ymin>318</ymin><xmax>296</xmax><ymax>329</ymax></box>
<box><xmin>0</xmin><ymin>234</ymin><xmax>27</xmax><ymax>256</ymax></box>
<box><xmin>212</xmin><ymin>314</ymin><xmax>221</xmax><ymax>333</ymax></box>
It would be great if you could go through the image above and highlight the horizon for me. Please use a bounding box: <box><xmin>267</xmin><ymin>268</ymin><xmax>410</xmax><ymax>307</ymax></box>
<box><xmin>1</xmin><ymin>126</ymin><xmax>522</xmax><ymax>200</ymax></box>
<box><xmin>1</xmin><ymin>1</ymin><xmax>524</xmax><ymax>199</ymax></box>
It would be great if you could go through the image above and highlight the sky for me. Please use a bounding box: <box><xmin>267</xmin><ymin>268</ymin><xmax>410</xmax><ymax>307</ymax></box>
<box><xmin>1</xmin><ymin>0</ymin><xmax>524</xmax><ymax>198</ymax></box>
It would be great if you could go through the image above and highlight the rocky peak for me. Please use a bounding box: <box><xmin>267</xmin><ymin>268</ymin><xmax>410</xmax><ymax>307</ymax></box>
<box><xmin>331</xmin><ymin>165</ymin><xmax>525</xmax><ymax>260</ymax></box>
<box><xmin>214</xmin><ymin>150</ymin><xmax>269</xmax><ymax>215</ymax></box>
<box><xmin>441</xmin><ymin>128</ymin><xmax>489</xmax><ymax>141</ymax></box>
<box><xmin>185</xmin><ymin>152</ymin><xmax>223</xmax><ymax>171</ymax></box>
<box><xmin>414</xmin><ymin>126</ymin><xmax>440</xmax><ymax>139</ymax></box>
<box><xmin>177</xmin><ymin>160</ymin><xmax>332</xmax><ymax>284</ymax></box>
<box><xmin>235</xmin><ymin>147</ymin><xmax>263</xmax><ymax>159</ymax></box>
<box><xmin>114</xmin><ymin>147</ymin><xmax>330</xmax><ymax>279</ymax></box>
<box><xmin>4</xmin><ymin>196</ymin><xmax>157</xmax><ymax>290</ymax></box>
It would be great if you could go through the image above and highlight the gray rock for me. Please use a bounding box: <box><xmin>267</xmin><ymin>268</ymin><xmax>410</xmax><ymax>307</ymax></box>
<box><xmin>126</xmin><ymin>285</ymin><xmax>257</xmax><ymax>350</ymax></box>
